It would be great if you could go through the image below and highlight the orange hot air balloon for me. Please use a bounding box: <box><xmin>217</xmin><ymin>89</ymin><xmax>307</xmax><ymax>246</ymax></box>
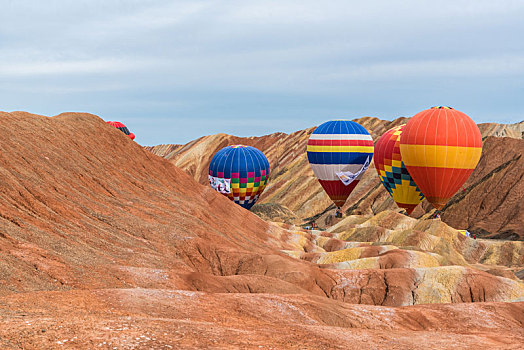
<box><xmin>399</xmin><ymin>106</ymin><xmax>482</xmax><ymax>209</ymax></box>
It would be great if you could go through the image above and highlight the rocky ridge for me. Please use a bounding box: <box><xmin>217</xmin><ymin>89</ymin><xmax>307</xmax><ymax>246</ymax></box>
<box><xmin>147</xmin><ymin>118</ymin><xmax>524</xmax><ymax>240</ymax></box>
<box><xmin>0</xmin><ymin>111</ymin><xmax>522</xmax><ymax>348</ymax></box>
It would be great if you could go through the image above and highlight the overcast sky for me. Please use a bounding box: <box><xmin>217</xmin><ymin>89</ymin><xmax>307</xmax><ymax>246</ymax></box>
<box><xmin>1</xmin><ymin>0</ymin><xmax>523</xmax><ymax>145</ymax></box>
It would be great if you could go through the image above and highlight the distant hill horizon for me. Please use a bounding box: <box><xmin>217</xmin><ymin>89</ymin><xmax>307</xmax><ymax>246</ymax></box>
<box><xmin>145</xmin><ymin>117</ymin><xmax>524</xmax><ymax>148</ymax></box>
<box><xmin>146</xmin><ymin>117</ymin><xmax>524</xmax><ymax>240</ymax></box>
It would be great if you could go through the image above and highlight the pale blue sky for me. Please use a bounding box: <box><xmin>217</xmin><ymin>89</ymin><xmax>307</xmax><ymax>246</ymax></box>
<box><xmin>1</xmin><ymin>0</ymin><xmax>523</xmax><ymax>145</ymax></box>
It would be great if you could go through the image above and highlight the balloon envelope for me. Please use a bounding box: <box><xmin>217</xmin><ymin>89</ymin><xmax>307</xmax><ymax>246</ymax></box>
<box><xmin>107</xmin><ymin>121</ymin><xmax>135</xmax><ymax>140</ymax></box>
<box><xmin>399</xmin><ymin>107</ymin><xmax>482</xmax><ymax>209</ymax></box>
<box><xmin>208</xmin><ymin>145</ymin><xmax>270</xmax><ymax>210</ymax></box>
<box><xmin>374</xmin><ymin>124</ymin><xmax>424</xmax><ymax>214</ymax></box>
<box><xmin>307</xmin><ymin>120</ymin><xmax>374</xmax><ymax>208</ymax></box>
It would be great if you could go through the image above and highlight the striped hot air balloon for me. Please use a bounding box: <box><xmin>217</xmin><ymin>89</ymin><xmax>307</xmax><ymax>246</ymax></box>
<box><xmin>208</xmin><ymin>145</ymin><xmax>270</xmax><ymax>210</ymax></box>
<box><xmin>399</xmin><ymin>107</ymin><xmax>482</xmax><ymax>209</ymax></box>
<box><xmin>374</xmin><ymin>124</ymin><xmax>424</xmax><ymax>214</ymax></box>
<box><xmin>307</xmin><ymin>120</ymin><xmax>374</xmax><ymax>208</ymax></box>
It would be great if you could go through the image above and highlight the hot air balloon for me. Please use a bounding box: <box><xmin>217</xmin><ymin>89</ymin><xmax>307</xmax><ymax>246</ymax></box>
<box><xmin>307</xmin><ymin>120</ymin><xmax>374</xmax><ymax>208</ymax></box>
<box><xmin>374</xmin><ymin>124</ymin><xmax>424</xmax><ymax>214</ymax></box>
<box><xmin>107</xmin><ymin>121</ymin><xmax>135</xmax><ymax>140</ymax></box>
<box><xmin>399</xmin><ymin>106</ymin><xmax>482</xmax><ymax>209</ymax></box>
<box><xmin>208</xmin><ymin>145</ymin><xmax>270</xmax><ymax>210</ymax></box>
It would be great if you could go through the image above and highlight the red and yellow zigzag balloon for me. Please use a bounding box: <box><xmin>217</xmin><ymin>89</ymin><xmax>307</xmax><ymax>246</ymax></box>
<box><xmin>374</xmin><ymin>124</ymin><xmax>424</xmax><ymax>214</ymax></box>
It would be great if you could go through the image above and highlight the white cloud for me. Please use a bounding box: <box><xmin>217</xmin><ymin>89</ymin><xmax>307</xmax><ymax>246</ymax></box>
<box><xmin>319</xmin><ymin>55</ymin><xmax>524</xmax><ymax>81</ymax></box>
<box><xmin>0</xmin><ymin>58</ymin><xmax>151</xmax><ymax>76</ymax></box>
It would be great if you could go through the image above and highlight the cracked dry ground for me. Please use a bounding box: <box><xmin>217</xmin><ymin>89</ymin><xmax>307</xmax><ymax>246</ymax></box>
<box><xmin>0</xmin><ymin>111</ymin><xmax>523</xmax><ymax>349</ymax></box>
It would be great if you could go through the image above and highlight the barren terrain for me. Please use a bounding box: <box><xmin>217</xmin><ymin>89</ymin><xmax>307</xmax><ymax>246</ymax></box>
<box><xmin>0</xmin><ymin>111</ymin><xmax>522</xmax><ymax>349</ymax></box>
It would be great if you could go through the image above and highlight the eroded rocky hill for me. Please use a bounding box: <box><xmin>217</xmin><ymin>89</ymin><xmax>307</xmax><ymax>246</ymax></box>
<box><xmin>0</xmin><ymin>111</ymin><xmax>522</xmax><ymax>348</ymax></box>
<box><xmin>147</xmin><ymin>118</ymin><xmax>524</xmax><ymax>240</ymax></box>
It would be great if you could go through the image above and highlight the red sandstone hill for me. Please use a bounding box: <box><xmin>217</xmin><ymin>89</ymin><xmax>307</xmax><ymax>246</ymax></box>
<box><xmin>0</xmin><ymin>111</ymin><xmax>523</xmax><ymax>348</ymax></box>
<box><xmin>147</xmin><ymin>118</ymin><xmax>524</xmax><ymax>240</ymax></box>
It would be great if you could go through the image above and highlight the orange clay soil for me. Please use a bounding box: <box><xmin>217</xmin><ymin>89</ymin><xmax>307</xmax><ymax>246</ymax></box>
<box><xmin>0</xmin><ymin>111</ymin><xmax>522</xmax><ymax>349</ymax></box>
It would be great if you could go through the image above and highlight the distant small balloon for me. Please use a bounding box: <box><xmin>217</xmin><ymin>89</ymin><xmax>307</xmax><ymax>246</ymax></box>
<box><xmin>208</xmin><ymin>145</ymin><xmax>271</xmax><ymax>210</ymax></box>
<box><xmin>106</xmin><ymin>121</ymin><xmax>135</xmax><ymax>140</ymax></box>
